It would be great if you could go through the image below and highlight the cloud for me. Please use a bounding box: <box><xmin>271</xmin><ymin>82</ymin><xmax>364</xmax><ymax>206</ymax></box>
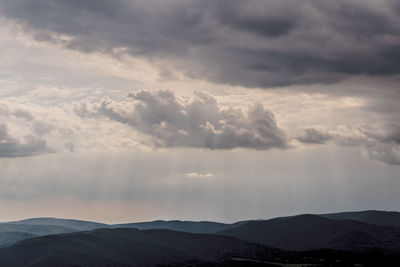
<box><xmin>0</xmin><ymin>123</ymin><xmax>49</xmax><ymax>157</ymax></box>
<box><xmin>361</xmin><ymin>123</ymin><xmax>400</xmax><ymax>165</ymax></box>
<box><xmin>1</xmin><ymin>0</ymin><xmax>400</xmax><ymax>89</ymax></box>
<box><xmin>75</xmin><ymin>90</ymin><xmax>289</xmax><ymax>150</ymax></box>
<box><xmin>12</xmin><ymin>109</ymin><xmax>33</xmax><ymax>121</ymax></box>
<box><xmin>295</xmin><ymin>127</ymin><xmax>333</xmax><ymax>144</ymax></box>
<box><xmin>33</xmin><ymin>121</ymin><xmax>56</xmax><ymax>136</ymax></box>
<box><xmin>0</xmin><ymin>101</ymin><xmax>77</xmax><ymax>156</ymax></box>
<box><xmin>75</xmin><ymin>90</ymin><xmax>400</xmax><ymax>165</ymax></box>
<box><xmin>296</xmin><ymin>123</ymin><xmax>400</xmax><ymax>165</ymax></box>
<box><xmin>185</xmin><ymin>172</ymin><xmax>214</xmax><ymax>178</ymax></box>
<box><xmin>362</xmin><ymin>142</ymin><xmax>400</xmax><ymax>166</ymax></box>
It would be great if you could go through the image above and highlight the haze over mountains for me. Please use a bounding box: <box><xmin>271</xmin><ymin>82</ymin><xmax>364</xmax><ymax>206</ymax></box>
<box><xmin>0</xmin><ymin>210</ymin><xmax>399</xmax><ymax>266</ymax></box>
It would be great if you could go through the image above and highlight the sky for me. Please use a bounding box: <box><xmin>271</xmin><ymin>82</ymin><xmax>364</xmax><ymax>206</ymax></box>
<box><xmin>0</xmin><ymin>0</ymin><xmax>399</xmax><ymax>224</ymax></box>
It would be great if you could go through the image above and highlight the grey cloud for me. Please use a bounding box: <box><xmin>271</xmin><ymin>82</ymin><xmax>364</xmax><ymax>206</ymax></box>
<box><xmin>12</xmin><ymin>109</ymin><xmax>33</xmax><ymax>120</ymax></box>
<box><xmin>364</xmin><ymin>123</ymin><xmax>400</xmax><ymax>144</ymax></box>
<box><xmin>0</xmin><ymin>123</ymin><xmax>49</xmax><ymax>157</ymax></box>
<box><xmin>223</xmin><ymin>16</ymin><xmax>295</xmax><ymax>38</ymax></box>
<box><xmin>0</xmin><ymin>105</ymin><xmax>34</xmax><ymax>121</ymax></box>
<box><xmin>213</xmin><ymin>0</ymin><xmax>297</xmax><ymax>38</ymax></box>
<box><xmin>33</xmin><ymin>121</ymin><xmax>56</xmax><ymax>136</ymax></box>
<box><xmin>361</xmin><ymin>123</ymin><xmax>400</xmax><ymax>165</ymax></box>
<box><xmin>1</xmin><ymin>0</ymin><xmax>400</xmax><ymax>88</ymax></box>
<box><xmin>64</xmin><ymin>142</ymin><xmax>75</xmax><ymax>152</ymax></box>
<box><xmin>75</xmin><ymin>90</ymin><xmax>289</xmax><ymax>150</ymax></box>
<box><xmin>0</xmin><ymin>105</ymin><xmax>33</xmax><ymax>120</ymax></box>
<box><xmin>0</xmin><ymin>103</ymin><xmax>55</xmax><ymax>156</ymax></box>
<box><xmin>295</xmin><ymin>127</ymin><xmax>333</xmax><ymax>144</ymax></box>
<box><xmin>362</xmin><ymin>142</ymin><xmax>400</xmax><ymax>166</ymax></box>
<box><xmin>296</xmin><ymin>123</ymin><xmax>400</xmax><ymax>165</ymax></box>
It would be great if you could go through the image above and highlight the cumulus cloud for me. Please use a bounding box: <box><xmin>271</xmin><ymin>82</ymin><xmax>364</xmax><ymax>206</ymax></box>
<box><xmin>0</xmin><ymin>102</ymin><xmax>74</xmax><ymax>157</ymax></box>
<box><xmin>361</xmin><ymin>123</ymin><xmax>400</xmax><ymax>165</ymax></box>
<box><xmin>12</xmin><ymin>109</ymin><xmax>33</xmax><ymax>121</ymax></box>
<box><xmin>295</xmin><ymin>127</ymin><xmax>333</xmax><ymax>144</ymax></box>
<box><xmin>296</xmin><ymin>123</ymin><xmax>400</xmax><ymax>165</ymax></box>
<box><xmin>362</xmin><ymin>142</ymin><xmax>400</xmax><ymax>166</ymax></box>
<box><xmin>0</xmin><ymin>123</ymin><xmax>49</xmax><ymax>157</ymax></box>
<box><xmin>1</xmin><ymin>0</ymin><xmax>400</xmax><ymax>89</ymax></box>
<box><xmin>75</xmin><ymin>90</ymin><xmax>289</xmax><ymax>150</ymax></box>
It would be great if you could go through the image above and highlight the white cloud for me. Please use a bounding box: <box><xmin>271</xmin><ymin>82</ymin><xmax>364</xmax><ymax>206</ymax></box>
<box><xmin>185</xmin><ymin>172</ymin><xmax>215</xmax><ymax>178</ymax></box>
<box><xmin>75</xmin><ymin>90</ymin><xmax>289</xmax><ymax>150</ymax></box>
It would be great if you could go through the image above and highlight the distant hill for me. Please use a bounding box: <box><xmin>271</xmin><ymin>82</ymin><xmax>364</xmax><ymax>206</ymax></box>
<box><xmin>3</xmin><ymin>210</ymin><xmax>400</xmax><ymax>249</ymax></box>
<box><xmin>319</xmin><ymin>210</ymin><xmax>400</xmax><ymax>228</ymax></box>
<box><xmin>112</xmin><ymin>220</ymin><xmax>237</xmax><ymax>234</ymax></box>
<box><xmin>6</xmin><ymin>218</ymin><xmax>244</xmax><ymax>234</ymax></box>
<box><xmin>0</xmin><ymin>223</ymin><xmax>77</xmax><ymax>236</ymax></box>
<box><xmin>0</xmin><ymin>232</ymin><xmax>36</xmax><ymax>247</ymax></box>
<box><xmin>9</xmin><ymin>218</ymin><xmax>108</xmax><ymax>231</ymax></box>
<box><xmin>218</xmin><ymin>214</ymin><xmax>400</xmax><ymax>252</ymax></box>
<box><xmin>1</xmin><ymin>213</ymin><xmax>400</xmax><ymax>266</ymax></box>
<box><xmin>0</xmin><ymin>228</ymin><xmax>280</xmax><ymax>267</ymax></box>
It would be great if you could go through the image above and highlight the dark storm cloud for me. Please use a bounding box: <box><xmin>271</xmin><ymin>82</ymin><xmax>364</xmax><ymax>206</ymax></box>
<box><xmin>211</xmin><ymin>0</ymin><xmax>297</xmax><ymax>38</ymax></box>
<box><xmin>0</xmin><ymin>123</ymin><xmax>49</xmax><ymax>157</ymax></box>
<box><xmin>75</xmin><ymin>90</ymin><xmax>289</xmax><ymax>150</ymax></box>
<box><xmin>1</xmin><ymin>0</ymin><xmax>400</xmax><ymax>88</ymax></box>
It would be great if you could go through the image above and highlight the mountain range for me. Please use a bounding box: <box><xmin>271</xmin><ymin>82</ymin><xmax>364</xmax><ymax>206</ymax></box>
<box><xmin>0</xmin><ymin>210</ymin><xmax>399</xmax><ymax>266</ymax></box>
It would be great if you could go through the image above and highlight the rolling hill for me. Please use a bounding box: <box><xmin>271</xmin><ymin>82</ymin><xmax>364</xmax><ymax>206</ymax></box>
<box><xmin>2</xmin><ymin>210</ymin><xmax>400</xmax><ymax>251</ymax></box>
<box><xmin>1</xmin><ymin>212</ymin><xmax>400</xmax><ymax>266</ymax></box>
<box><xmin>112</xmin><ymin>220</ymin><xmax>236</xmax><ymax>234</ymax></box>
<box><xmin>0</xmin><ymin>228</ymin><xmax>281</xmax><ymax>267</ymax></box>
<box><xmin>4</xmin><ymin>218</ymin><xmax>244</xmax><ymax>235</ymax></box>
<box><xmin>7</xmin><ymin>210</ymin><xmax>400</xmax><ymax>235</ymax></box>
<box><xmin>0</xmin><ymin>232</ymin><xmax>36</xmax><ymax>247</ymax></box>
<box><xmin>218</xmin><ymin>214</ymin><xmax>400</xmax><ymax>252</ymax></box>
<box><xmin>0</xmin><ymin>223</ymin><xmax>77</xmax><ymax>236</ymax></box>
<box><xmin>8</xmin><ymin>217</ymin><xmax>108</xmax><ymax>231</ymax></box>
<box><xmin>319</xmin><ymin>210</ymin><xmax>400</xmax><ymax>228</ymax></box>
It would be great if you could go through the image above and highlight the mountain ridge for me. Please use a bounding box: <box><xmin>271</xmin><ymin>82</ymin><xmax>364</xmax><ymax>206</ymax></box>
<box><xmin>218</xmin><ymin>214</ymin><xmax>400</xmax><ymax>251</ymax></box>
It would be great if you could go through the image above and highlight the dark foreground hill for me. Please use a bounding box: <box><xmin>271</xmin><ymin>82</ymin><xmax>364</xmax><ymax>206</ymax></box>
<box><xmin>218</xmin><ymin>214</ymin><xmax>400</xmax><ymax>252</ymax></box>
<box><xmin>0</xmin><ymin>228</ymin><xmax>281</xmax><ymax>267</ymax></box>
<box><xmin>0</xmin><ymin>218</ymin><xmax>400</xmax><ymax>266</ymax></box>
<box><xmin>0</xmin><ymin>227</ymin><xmax>399</xmax><ymax>267</ymax></box>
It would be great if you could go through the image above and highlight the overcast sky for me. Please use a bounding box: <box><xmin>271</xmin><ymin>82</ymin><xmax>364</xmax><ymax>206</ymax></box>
<box><xmin>0</xmin><ymin>0</ymin><xmax>399</xmax><ymax>223</ymax></box>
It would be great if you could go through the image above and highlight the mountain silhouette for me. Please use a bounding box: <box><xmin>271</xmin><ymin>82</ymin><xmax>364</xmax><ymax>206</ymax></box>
<box><xmin>218</xmin><ymin>214</ymin><xmax>400</xmax><ymax>251</ymax></box>
<box><xmin>0</xmin><ymin>223</ymin><xmax>76</xmax><ymax>236</ymax></box>
<box><xmin>1</xmin><ymin>211</ymin><xmax>400</xmax><ymax>266</ymax></box>
<box><xmin>112</xmin><ymin>220</ymin><xmax>238</xmax><ymax>233</ymax></box>
<box><xmin>0</xmin><ymin>228</ymin><xmax>279</xmax><ymax>267</ymax></box>
<box><xmin>8</xmin><ymin>218</ymin><xmax>108</xmax><ymax>231</ymax></box>
<box><xmin>0</xmin><ymin>232</ymin><xmax>36</xmax><ymax>247</ymax></box>
<box><xmin>319</xmin><ymin>210</ymin><xmax>400</xmax><ymax>228</ymax></box>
